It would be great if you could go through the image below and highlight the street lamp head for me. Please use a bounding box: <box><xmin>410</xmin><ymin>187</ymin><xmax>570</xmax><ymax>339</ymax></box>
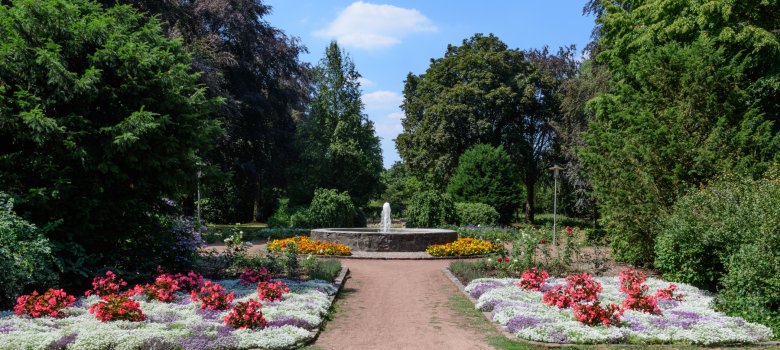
<box><xmin>548</xmin><ymin>165</ymin><xmax>564</xmax><ymax>178</ymax></box>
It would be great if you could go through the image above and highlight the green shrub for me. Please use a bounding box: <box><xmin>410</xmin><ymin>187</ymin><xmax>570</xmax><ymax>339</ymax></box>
<box><xmin>455</xmin><ymin>202</ymin><xmax>500</xmax><ymax>226</ymax></box>
<box><xmin>268</xmin><ymin>198</ymin><xmax>293</xmax><ymax>228</ymax></box>
<box><xmin>655</xmin><ymin>174</ymin><xmax>780</xmax><ymax>291</ymax></box>
<box><xmin>446</xmin><ymin>144</ymin><xmax>522</xmax><ymax>224</ymax></box>
<box><xmin>0</xmin><ymin>194</ymin><xmax>58</xmax><ymax>307</ymax></box>
<box><xmin>405</xmin><ymin>190</ymin><xmax>456</xmax><ymax>228</ymax></box>
<box><xmin>308</xmin><ymin>259</ymin><xmax>343</xmax><ymax>282</ymax></box>
<box><xmin>717</xmin><ymin>242</ymin><xmax>780</xmax><ymax>334</ymax></box>
<box><xmin>655</xmin><ymin>171</ymin><xmax>780</xmax><ymax>334</ymax></box>
<box><xmin>291</xmin><ymin>188</ymin><xmax>358</xmax><ymax>229</ymax></box>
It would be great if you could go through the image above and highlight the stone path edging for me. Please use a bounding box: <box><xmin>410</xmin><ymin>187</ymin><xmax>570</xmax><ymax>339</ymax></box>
<box><xmin>441</xmin><ymin>268</ymin><xmax>780</xmax><ymax>348</ymax></box>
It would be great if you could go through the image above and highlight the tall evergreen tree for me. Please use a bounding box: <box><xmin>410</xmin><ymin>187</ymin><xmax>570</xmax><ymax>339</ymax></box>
<box><xmin>580</xmin><ymin>0</ymin><xmax>780</xmax><ymax>265</ymax></box>
<box><xmin>289</xmin><ymin>42</ymin><xmax>383</xmax><ymax>207</ymax></box>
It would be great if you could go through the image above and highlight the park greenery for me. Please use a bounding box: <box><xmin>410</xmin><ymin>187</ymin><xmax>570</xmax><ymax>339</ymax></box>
<box><xmin>1</xmin><ymin>0</ymin><xmax>779</xmax><ymax>342</ymax></box>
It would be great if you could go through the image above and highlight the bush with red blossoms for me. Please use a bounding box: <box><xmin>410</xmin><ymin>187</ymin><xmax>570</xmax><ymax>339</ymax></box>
<box><xmin>542</xmin><ymin>285</ymin><xmax>572</xmax><ymax>309</ymax></box>
<box><xmin>564</xmin><ymin>273</ymin><xmax>602</xmax><ymax>303</ymax></box>
<box><xmin>172</xmin><ymin>271</ymin><xmax>204</xmax><ymax>292</ymax></box>
<box><xmin>239</xmin><ymin>267</ymin><xmax>271</xmax><ymax>286</ymax></box>
<box><xmin>129</xmin><ymin>274</ymin><xmax>180</xmax><ymax>302</ymax></box>
<box><xmin>572</xmin><ymin>302</ymin><xmax>622</xmax><ymax>326</ymax></box>
<box><xmin>257</xmin><ymin>280</ymin><xmax>289</xmax><ymax>302</ymax></box>
<box><xmin>655</xmin><ymin>283</ymin><xmax>684</xmax><ymax>301</ymax></box>
<box><xmin>14</xmin><ymin>289</ymin><xmax>75</xmax><ymax>318</ymax></box>
<box><xmin>89</xmin><ymin>294</ymin><xmax>145</xmax><ymax>322</ymax></box>
<box><xmin>518</xmin><ymin>267</ymin><xmax>549</xmax><ymax>291</ymax></box>
<box><xmin>224</xmin><ymin>298</ymin><xmax>267</xmax><ymax>329</ymax></box>
<box><xmin>618</xmin><ymin>269</ymin><xmax>647</xmax><ymax>295</ymax></box>
<box><xmin>84</xmin><ymin>271</ymin><xmax>127</xmax><ymax>297</ymax></box>
<box><xmin>619</xmin><ymin>269</ymin><xmax>662</xmax><ymax>314</ymax></box>
<box><xmin>190</xmin><ymin>281</ymin><xmax>234</xmax><ymax>310</ymax></box>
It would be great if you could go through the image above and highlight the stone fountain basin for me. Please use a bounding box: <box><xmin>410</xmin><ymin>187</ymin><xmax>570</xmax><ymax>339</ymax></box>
<box><xmin>310</xmin><ymin>228</ymin><xmax>458</xmax><ymax>252</ymax></box>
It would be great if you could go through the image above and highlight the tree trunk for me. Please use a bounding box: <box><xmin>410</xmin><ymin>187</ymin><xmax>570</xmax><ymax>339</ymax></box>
<box><xmin>524</xmin><ymin>165</ymin><xmax>536</xmax><ymax>224</ymax></box>
<box><xmin>252</xmin><ymin>178</ymin><xmax>262</xmax><ymax>223</ymax></box>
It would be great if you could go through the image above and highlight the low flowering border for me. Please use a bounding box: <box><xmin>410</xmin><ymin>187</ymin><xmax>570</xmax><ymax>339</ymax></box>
<box><xmin>426</xmin><ymin>237</ymin><xmax>501</xmax><ymax>257</ymax></box>
<box><xmin>452</xmin><ymin>271</ymin><xmax>773</xmax><ymax>345</ymax></box>
<box><xmin>268</xmin><ymin>236</ymin><xmax>351</xmax><ymax>256</ymax></box>
<box><xmin>0</xmin><ymin>274</ymin><xmax>345</xmax><ymax>350</ymax></box>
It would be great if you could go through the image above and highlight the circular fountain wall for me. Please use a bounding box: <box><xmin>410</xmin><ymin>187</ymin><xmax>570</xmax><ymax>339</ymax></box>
<box><xmin>310</xmin><ymin>228</ymin><xmax>457</xmax><ymax>252</ymax></box>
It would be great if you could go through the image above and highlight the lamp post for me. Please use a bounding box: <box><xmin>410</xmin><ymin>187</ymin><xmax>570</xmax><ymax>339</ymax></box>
<box><xmin>549</xmin><ymin>165</ymin><xmax>564</xmax><ymax>257</ymax></box>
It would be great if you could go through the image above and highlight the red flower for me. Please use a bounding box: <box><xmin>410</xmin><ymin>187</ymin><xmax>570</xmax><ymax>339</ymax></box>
<box><xmin>14</xmin><ymin>289</ymin><xmax>75</xmax><ymax>318</ymax></box>
<box><xmin>518</xmin><ymin>267</ymin><xmax>549</xmax><ymax>291</ymax></box>
<box><xmin>89</xmin><ymin>294</ymin><xmax>145</xmax><ymax>322</ymax></box>
<box><xmin>85</xmin><ymin>271</ymin><xmax>127</xmax><ymax>297</ymax></box>
<box><xmin>540</xmin><ymin>239</ymin><xmax>546</xmax><ymax>244</ymax></box>
<box><xmin>257</xmin><ymin>280</ymin><xmax>289</xmax><ymax>302</ymax></box>
<box><xmin>573</xmin><ymin>302</ymin><xmax>622</xmax><ymax>326</ymax></box>
<box><xmin>565</xmin><ymin>226</ymin><xmax>574</xmax><ymax>236</ymax></box>
<box><xmin>224</xmin><ymin>299</ymin><xmax>267</xmax><ymax>329</ymax></box>
<box><xmin>655</xmin><ymin>283</ymin><xmax>684</xmax><ymax>301</ymax></box>
<box><xmin>191</xmin><ymin>281</ymin><xmax>234</xmax><ymax>310</ymax></box>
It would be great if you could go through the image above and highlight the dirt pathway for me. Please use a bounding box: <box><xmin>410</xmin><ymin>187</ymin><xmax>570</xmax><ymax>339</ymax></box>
<box><xmin>313</xmin><ymin>259</ymin><xmax>493</xmax><ymax>350</ymax></box>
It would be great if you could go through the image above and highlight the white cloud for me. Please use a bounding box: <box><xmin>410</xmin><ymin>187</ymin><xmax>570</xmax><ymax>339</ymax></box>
<box><xmin>314</xmin><ymin>1</ymin><xmax>437</xmax><ymax>50</ymax></box>
<box><xmin>357</xmin><ymin>77</ymin><xmax>375</xmax><ymax>88</ymax></box>
<box><xmin>361</xmin><ymin>90</ymin><xmax>403</xmax><ymax>111</ymax></box>
<box><xmin>386</xmin><ymin>111</ymin><xmax>404</xmax><ymax>120</ymax></box>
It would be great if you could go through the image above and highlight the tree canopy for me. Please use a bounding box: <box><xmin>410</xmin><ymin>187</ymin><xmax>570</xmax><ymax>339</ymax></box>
<box><xmin>289</xmin><ymin>41</ymin><xmax>383</xmax><ymax>207</ymax></box>
<box><xmin>0</xmin><ymin>0</ymin><xmax>219</xmax><ymax>282</ymax></box>
<box><xmin>397</xmin><ymin>34</ymin><xmax>576</xmax><ymax>222</ymax></box>
<box><xmin>580</xmin><ymin>0</ymin><xmax>780</xmax><ymax>265</ymax></box>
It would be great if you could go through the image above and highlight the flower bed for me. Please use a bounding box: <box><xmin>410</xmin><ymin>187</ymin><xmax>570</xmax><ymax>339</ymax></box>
<box><xmin>465</xmin><ymin>276</ymin><xmax>773</xmax><ymax>345</ymax></box>
<box><xmin>267</xmin><ymin>236</ymin><xmax>351</xmax><ymax>256</ymax></box>
<box><xmin>426</xmin><ymin>237</ymin><xmax>500</xmax><ymax>256</ymax></box>
<box><xmin>0</xmin><ymin>278</ymin><xmax>338</xmax><ymax>350</ymax></box>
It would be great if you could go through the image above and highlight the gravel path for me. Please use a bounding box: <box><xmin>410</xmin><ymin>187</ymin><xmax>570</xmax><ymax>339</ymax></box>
<box><xmin>313</xmin><ymin>259</ymin><xmax>493</xmax><ymax>350</ymax></box>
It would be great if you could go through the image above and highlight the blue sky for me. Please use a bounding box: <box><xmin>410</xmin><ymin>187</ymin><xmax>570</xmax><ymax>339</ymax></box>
<box><xmin>265</xmin><ymin>1</ymin><xmax>596</xmax><ymax>168</ymax></box>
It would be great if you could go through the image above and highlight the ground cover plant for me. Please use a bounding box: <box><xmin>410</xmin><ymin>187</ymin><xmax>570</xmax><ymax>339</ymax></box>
<box><xmin>0</xmin><ymin>271</ymin><xmax>339</xmax><ymax>350</ymax></box>
<box><xmin>465</xmin><ymin>269</ymin><xmax>773</xmax><ymax>345</ymax></box>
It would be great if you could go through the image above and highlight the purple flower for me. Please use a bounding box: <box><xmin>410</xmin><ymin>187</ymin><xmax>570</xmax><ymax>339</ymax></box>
<box><xmin>506</xmin><ymin>315</ymin><xmax>545</xmax><ymax>333</ymax></box>
<box><xmin>549</xmin><ymin>331</ymin><xmax>567</xmax><ymax>343</ymax></box>
<box><xmin>48</xmin><ymin>333</ymin><xmax>77</xmax><ymax>350</ymax></box>
<box><xmin>469</xmin><ymin>282</ymin><xmax>503</xmax><ymax>299</ymax></box>
<box><xmin>267</xmin><ymin>316</ymin><xmax>316</xmax><ymax>330</ymax></box>
<box><xmin>0</xmin><ymin>324</ymin><xmax>13</xmax><ymax>334</ymax></box>
<box><xmin>176</xmin><ymin>335</ymin><xmax>237</xmax><ymax>350</ymax></box>
<box><xmin>196</xmin><ymin>308</ymin><xmax>222</xmax><ymax>320</ymax></box>
<box><xmin>137</xmin><ymin>336</ymin><xmax>175</xmax><ymax>350</ymax></box>
<box><xmin>668</xmin><ymin>310</ymin><xmax>702</xmax><ymax>320</ymax></box>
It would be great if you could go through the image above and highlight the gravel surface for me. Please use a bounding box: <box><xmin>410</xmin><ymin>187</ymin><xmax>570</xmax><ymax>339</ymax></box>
<box><xmin>313</xmin><ymin>259</ymin><xmax>493</xmax><ymax>350</ymax></box>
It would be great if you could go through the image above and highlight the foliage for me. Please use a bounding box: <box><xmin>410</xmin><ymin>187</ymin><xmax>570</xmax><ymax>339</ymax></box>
<box><xmin>89</xmin><ymin>295</ymin><xmax>146</xmax><ymax>322</ymax></box>
<box><xmin>307</xmin><ymin>259</ymin><xmax>343</xmax><ymax>282</ymax></box>
<box><xmin>307</xmin><ymin>188</ymin><xmax>358</xmax><ymax>228</ymax></box>
<box><xmin>224</xmin><ymin>298</ymin><xmax>267</xmax><ymax>329</ymax></box>
<box><xmin>190</xmin><ymin>281</ymin><xmax>234</xmax><ymax>311</ymax></box>
<box><xmin>581</xmin><ymin>0</ymin><xmax>780</xmax><ymax>266</ymax></box>
<box><xmin>455</xmin><ymin>202</ymin><xmax>500</xmax><ymax>227</ymax></box>
<box><xmin>202</xmin><ymin>225</ymin><xmax>307</xmax><ymax>244</ymax></box>
<box><xmin>289</xmin><ymin>42</ymin><xmax>382</xmax><ymax>207</ymax></box>
<box><xmin>118</xmin><ymin>0</ymin><xmax>310</xmax><ymax>223</ymax></box>
<box><xmin>397</xmin><ymin>33</ymin><xmax>577</xmax><ymax>222</ymax></box>
<box><xmin>377</xmin><ymin>161</ymin><xmax>413</xmax><ymax>214</ymax></box>
<box><xmin>256</xmin><ymin>280</ymin><xmax>289</xmax><ymax>302</ymax></box>
<box><xmin>267</xmin><ymin>236</ymin><xmax>351</xmax><ymax>256</ymax></box>
<box><xmin>718</xmin><ymin>240</ymin><xmax>780</xmax><ymax>335</ymax></box>
<box><xmin>404</xmin><ymin>190</ymin><xmax>457</xmax><ymax>228</ymax></box>
<box><xmin>158</xmin><ymin>216</ymin><xmax>206</xmax><ymax>272</ymax></box>
<box><xmin>268</xmin><ymin>198</ymin><xmax>293</xmax><ymax>228</ymax></box>
<box><xmin>447</xmin><ymin>144</ymin><xmax>522</xmax><ymax>224</ymax></box>
<box><xmin>0</xmin><ymin>194</ymin><xmax>57</xmax><ymax>308</ymax></box>
<box><xmin>0</xmin><ymin>0</ymin><xmax>220</xmax><ymax>286</ymax></box>
<box><xmin>426</xmin><ymin>238</ymin><xmax>501</xmax><ymax>257</ymax></box>
<box><xmin>655</xmin><ymin>174</ymin><xmax>780</xmax><ymax>291</ymax></box>
<box><xmin>13</xmin><ymin>289</ymin><xmax>75</xmax><ymax>318</ymax></box>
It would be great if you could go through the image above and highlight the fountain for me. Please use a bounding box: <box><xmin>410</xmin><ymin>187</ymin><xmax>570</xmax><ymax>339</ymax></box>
<box><xmin>310</xmin><ymin>202</ymin><xmax>457</xmax><ymax>252</ymax></box>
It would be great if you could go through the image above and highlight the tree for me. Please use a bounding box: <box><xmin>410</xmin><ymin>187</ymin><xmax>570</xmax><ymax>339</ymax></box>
<box><xmin>446</xmin><ymin>144</ymin><xmax>522</xmax><ymax>224</ymax></box>
<box><xmin>111</xmin><ymin>0</ymin><xmax>310</xmax><ymax>222</ymax></box>
<box><xmin>396</xmin><ymin>34</ymin><xmax>576</xmax><ymax>222</ymax></box>
<box><xmin>0</xmin><ymin>0</ymin><xmax>219</xmax><ymax>284</ymax></box>
<box><xmin>289</xmin><ymin>41</ymin><xmax>383</xmax><ymax>207</ymax></box>
<box><xmin>580</xmin><ymin>0</ymin><xmax>780</xmax><ymax>265</ymax></box>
